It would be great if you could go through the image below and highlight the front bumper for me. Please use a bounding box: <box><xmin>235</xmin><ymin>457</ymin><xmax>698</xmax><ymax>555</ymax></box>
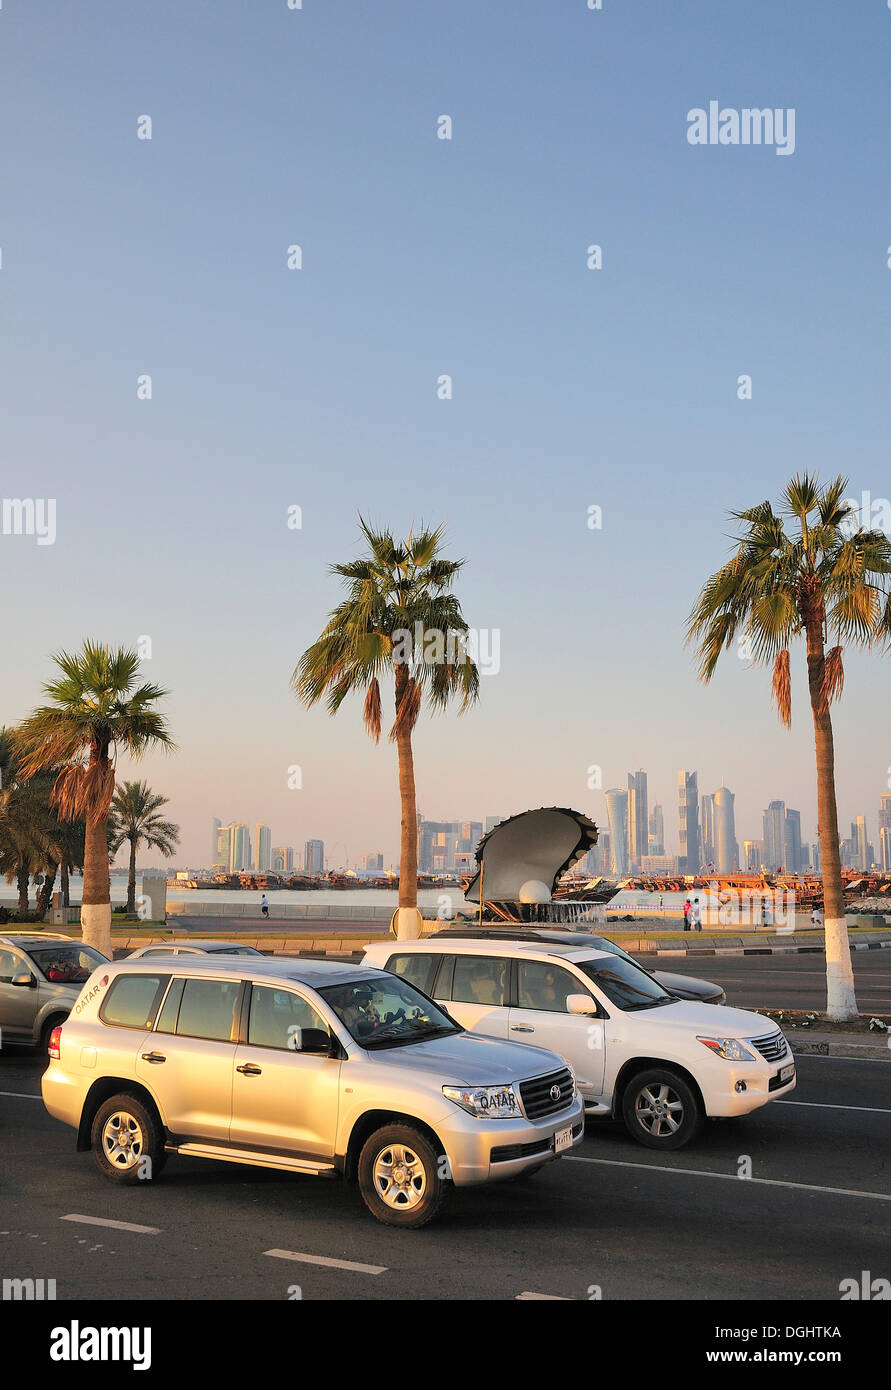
<box><xmin>438</xmin><ymin>1092</ymin><xmax>585</xmax><ymax>1186</ymax></box>
<box><xmin>703</xmin><ymin>1057</ymin><xmax>797</xmax><ymax>1116</ymax></box>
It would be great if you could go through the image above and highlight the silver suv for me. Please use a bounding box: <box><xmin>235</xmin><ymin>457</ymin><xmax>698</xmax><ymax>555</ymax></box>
<box><xmin>0</xmin><ymin>933</ymin><xmax>109</xmax><ymax>1051</ymax></box>
<box><xmin>42</xmin><ymin>956</ymin><xmax>584</xmax><ymax>1228</ymax></box>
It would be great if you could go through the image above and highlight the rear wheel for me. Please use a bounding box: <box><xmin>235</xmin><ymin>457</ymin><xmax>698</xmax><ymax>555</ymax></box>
<box><xmin>358</xmin><ymin>1124</ymin><xmax>448</xmax><ymax>1228</ymax></box>
<box><xmin>90</xmin><ymin>1093</ymin><xmax>166</xmax><ymax>1184</ymax></box>
<box><xmin>621</xmin><ymin>1069</ymin><xmax>702</xmax><ymax>1150</ymax></box>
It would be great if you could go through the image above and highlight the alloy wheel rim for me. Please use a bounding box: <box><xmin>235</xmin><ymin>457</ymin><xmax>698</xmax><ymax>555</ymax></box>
<box><xmin>372</xmin><ymin>1143</ymin><xmax>427</xmax><ymax>1209</ymax></box>
<box><xmin>102</xmin><ymin>1111</ymin><xmax>145</xmax><ymax>1169</ymax></box>
<box><xmin>634</xmin><ymin>1083</ymin><xmax>684</xmax><ymax>1136</ymax></box>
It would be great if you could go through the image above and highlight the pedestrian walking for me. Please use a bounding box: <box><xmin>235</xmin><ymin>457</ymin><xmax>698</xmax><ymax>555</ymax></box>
<box><xmin>691</xmin><ymin>896</ymin><xmax>702</xmax><ymax>932</ymax></box>
<box><xmin>261</xmin><ymin>893</ymin><xmax>269</xmax><ymax>919</ymax></box>
<box><xmin>683</xmin><ymin>897</ymin><xmax>692</xmax><ymax>931</ymax></box>
<box><xmin>810</xmin><ymin>905</ymin><xmax>822</xmax><ymax>928</ymax></box>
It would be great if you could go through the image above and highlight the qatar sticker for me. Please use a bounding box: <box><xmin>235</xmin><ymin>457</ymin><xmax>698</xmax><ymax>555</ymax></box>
<box><xmin>75</xmin><ymin>976</ymin><xmax>109</xmax><ymax>1014</ymax></box>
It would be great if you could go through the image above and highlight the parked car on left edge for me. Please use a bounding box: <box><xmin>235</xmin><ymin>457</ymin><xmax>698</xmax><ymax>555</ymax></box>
<box><xmin>0</xmin><ymin>934</ymin><xmax>110</xmax><ymax>1051</ymax></box>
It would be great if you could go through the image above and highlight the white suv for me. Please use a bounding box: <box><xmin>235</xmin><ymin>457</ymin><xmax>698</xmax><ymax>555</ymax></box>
<box><xmin>362</xmin><ymin>938</ymin><xmax>796</xmax><ymax>1150</ymax></box>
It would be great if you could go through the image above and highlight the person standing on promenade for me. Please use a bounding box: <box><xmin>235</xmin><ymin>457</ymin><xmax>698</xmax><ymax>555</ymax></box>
<box><xmin>691</xmin><ymin>897</ymin><xmax>702</xmax><ymax>932</ymax></box>
<box><xmin>261</xmin><ymin>893</ymin><xmax>269</xmax><ymax>919</ymax></box>
<box><xmin>683</xmin><ymin>897</ymin><xmax>692</xmax><ymax>931</ymax></box>
<box><xmin>811</xmin><ymin>905</ymin><xmax>822</xmax><ymax>928</ymax></box>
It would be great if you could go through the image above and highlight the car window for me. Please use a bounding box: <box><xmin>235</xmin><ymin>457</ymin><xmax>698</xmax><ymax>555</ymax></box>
<box><xmin>175</xmin><ymin>978</ymin><xmax>241</xmax><ymax>1042</ymax></box>
<box><xmin>575</xmin><ymin>956</ymin><xmax>672</xmax><ymax>1010</ymax></box>
<box><xmin>247</xmin><ymin>986</ymin><xmax>328</xmax><ymax>1051</ymax></box>
<box><xmin>140</xmin><ymin>948</ymin><xmax>178</xmax><ymax>957</ymax></box>
<box><xmin>450</xmin><ymin>956</ymin><xmax>508</xmax><ymax>1007</ymax></box>
<box><xmin>517</xmin><ymin>960</ymin><xmax>588</xmax><ymax>1013</ymax></box>
<box><xmin>100</xmin><ymin>975</ymin><xmax>167</xmax><ymax>1030</ymax></box>
<box><xmin>384</xmin><ymin>953</ymin><xmax>437</xmax><ymax>996</ymax></box>
<box><xmin>155</xmin><ymin>977</ymin><xmax>186</xmax><ymax>1033</ymax></box>
<box><xmin>0</xmin><ymin>949</ymin><xmax>22</xmax><ymax>983</ymax></box>
<box><xmin>319</xmin><ymin>976</ymin><xmax>459</xmax><ymax>1048</ymax></box>
<box><xmin>26</xmin><ymin>943</ymin><xmax>106</xmax><ymax>983</ymax></box>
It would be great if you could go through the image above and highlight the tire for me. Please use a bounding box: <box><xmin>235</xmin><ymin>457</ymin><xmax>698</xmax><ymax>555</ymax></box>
<box><xmin>90</xmin><ymin>1093</ymin><xmax>167</xmax><ymax>1184</ymax></box>
<box><xmin>357</xmin><ymin>1123</ymin><xmax>449</xmax><ymax>1228</ymax></box>
<box><xmin>621</xmin><ymin>1068</ymin><xmax>702</xmax><ymax>1150</ymax></box>
<box><xmin>39</xmin><ymin>1014</ymin><xmax>67</xmax><ymax>1053</ymax></box>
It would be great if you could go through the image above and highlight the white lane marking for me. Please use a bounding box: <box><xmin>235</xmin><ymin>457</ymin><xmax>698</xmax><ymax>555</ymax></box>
<box><xmin>777</xmin><ymin>1100</ymin><xmax>891</xmax><ymax>1114</ymax></box>
<box><xmin>61</xmin><ymin>1214</ymin><xmax>161</xmax><ymax>1234</ymax></box>
<box><xmin>567</xmin><ymin>1156</ymin><xmax>891</xmax><ymax>1202</ymax></box>
<box><xmin>0</xmin><ymin>1091</ymin><xmax>42</xmax><ymax>1099</ymax></box>
<box><xmin>264</xmin><ymin>1248</ymin><xmax>386</xmax><ymax>1275</ymax></box>
<box><xmin>516</xmin><ymin>1291</ymin><xmax>569</xmax><ymax>1300</ymax></box>
<box><xmin>792</xmin><ymin>1054</ymin><xmax>891</xmax><ymax>1064</ymax></box>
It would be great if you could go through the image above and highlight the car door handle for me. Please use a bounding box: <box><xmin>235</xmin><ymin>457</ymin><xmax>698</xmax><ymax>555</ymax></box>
<box><xmin>510</xmin><ymin>1025</ymin><xmax>534</xmax><ymax>1033</ymax></box>
<box><xmin>140</xmin><ymin>1052</ymin><xmax>166</xmax><ymax>1064</ymax></box>
<box><xmin>236</xmin><ymin>1063</ymin><xmax>262</xmax><ymax>1075</ymax></box>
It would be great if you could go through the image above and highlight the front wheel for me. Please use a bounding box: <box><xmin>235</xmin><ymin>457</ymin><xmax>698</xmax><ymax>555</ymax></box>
<box><xmin>621</xmin><ymin>1069</ymin><xmax>702</xmax><ymax>1150</ymax></box>
<box><xmin>90</xmin><ymin>1093</ymin><xmax>166</xmax><ymax>1184</ymax></box>
<box><xmin>358</xmin><ymin>1124</ymin><xmax>448</xmax><ymax>1228</ymax></box>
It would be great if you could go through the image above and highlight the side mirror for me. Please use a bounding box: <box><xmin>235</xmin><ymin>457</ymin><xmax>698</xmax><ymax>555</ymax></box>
<box><xmin>566</xmin><ymin>993</ymin><xmax>598</xmax><ymax>1016</ymax></box>
<box><xmin>295</xmin><ymin>1028</ymin><xmax>334</xmax><ymax>1055</ymax></box>
<box><xmin>12</xmin><ymin>972</ymin><xmax>36</xmax><ymax>988</ymax></box>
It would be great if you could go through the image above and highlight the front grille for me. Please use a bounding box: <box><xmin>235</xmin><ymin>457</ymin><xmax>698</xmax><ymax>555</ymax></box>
<box><xmin>519</xmin><ymin>1067</ymin><xmax>574</xmax><ymax>1120</ymax></box>
<box><xmin>749</xmin><ymin>1030</ymin><xmax>788</xmax><ymax>1063</ymax></box>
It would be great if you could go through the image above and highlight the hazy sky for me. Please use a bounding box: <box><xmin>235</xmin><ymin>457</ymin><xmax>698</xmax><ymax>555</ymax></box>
<box><xmin>2</xmin><ymin>1</ymin><xmax>889</xmax><ymax>868</ymax></box>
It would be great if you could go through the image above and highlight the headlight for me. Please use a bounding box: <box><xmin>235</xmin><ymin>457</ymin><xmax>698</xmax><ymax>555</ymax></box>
<box><xmin>442</xmin><ymin>1083</ymin><xmax>522</xmax><ymax>1119</ymax></box>
<box><xmin>697</xmin><ymin>1036</ymin><xmax>756</xmax><ymax>1062</ymax></box>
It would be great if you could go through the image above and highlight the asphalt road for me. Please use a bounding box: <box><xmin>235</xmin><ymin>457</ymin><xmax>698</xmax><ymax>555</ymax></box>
<box><xmin>1</xmin><ymin>1048</ymin><xmax>888</xmax><ymax>1302</ymax></box>
<box><xmin>649</xmin><ymin>950</ymin><xmax>891</xmax><ymax>1014</ymax></box>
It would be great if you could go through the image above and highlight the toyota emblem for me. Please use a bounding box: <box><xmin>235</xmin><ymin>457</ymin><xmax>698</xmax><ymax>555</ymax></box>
<box><xmin>549</xmin><ymin>1084</ymin><xmax>561</xmax><ymax>1100</ymax></box>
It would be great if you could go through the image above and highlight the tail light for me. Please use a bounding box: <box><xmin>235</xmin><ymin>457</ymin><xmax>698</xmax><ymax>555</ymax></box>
<box><xmin>47</xmin><ymin>1026</ymin><xmax>63</xmax><ymax>1059</ymax></box>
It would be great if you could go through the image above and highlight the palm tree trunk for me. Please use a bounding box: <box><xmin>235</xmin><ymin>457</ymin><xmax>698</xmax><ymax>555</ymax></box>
<box><xmin>16</xmin><ymin>864</ymin><xmax>29</xmax><ymax>916</ymax></box>
<box><xmin>394</xmin><ymin>666</ymin><xmax>420</xmax><ymax>939</ymax></box>
<box><xmin>127</xmin><ymin>836</ymin><xmax>137</xmax><ymax>914</ymax></box>
<box><xmin>82</xmin><ymin>812</ymin><xmax>112</xmax><ymax>957</ymax></box>
<box><xmin>61</xmin><ymin>858</ymin><xmax>70</xmax><ymax>909</ymax></box>
<box><xmin>805</xmin><ymin>620</ymin><xmax>857</xmax><ymax>1020</ymax></box>
<box><xmin>36</xmin><ymin>861</ymin><xmax>58</xmax><ymax>919</ymax></box>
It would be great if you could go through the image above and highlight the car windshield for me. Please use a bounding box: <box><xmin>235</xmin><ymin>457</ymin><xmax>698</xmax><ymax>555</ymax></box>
<box><xmin>25</xmin><ymin>943</ymin><xmax>107</xmax><ymax>984</ymax></box>
<box><xmin>575</xmin><ymin>955</ymin><xmax>673</xmax><ymax>1010</ymax></box>
<box><xmin>585</xmin><ymin>936</ymin><xmax>636</xmax><ymax>966</ymax></box>
<box><xmin>318</xmin><ymin>976</ymin><xmax>461</xmax><ymax>1049</ymax></box>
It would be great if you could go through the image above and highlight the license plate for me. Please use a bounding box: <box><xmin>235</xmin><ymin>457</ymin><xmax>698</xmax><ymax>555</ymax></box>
<box><xmin>779</xmin><ymin>1063</ymin><xmax>795</xmax><ymax>1083</ymax></box>
<box><xmin>553</xmin><ymin>1126</ymin><xmax>573</xmax><ymax>1154</ymax></box>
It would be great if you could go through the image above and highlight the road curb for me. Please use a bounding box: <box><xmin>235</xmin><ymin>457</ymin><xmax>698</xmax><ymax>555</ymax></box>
<box><xmin>645</xmin><ymin>940</ymin><xmax>891</xmax><ymax>959</ymax></box>
<box><xmin>788</xmin><ymin>1036</ymin><xmax>891</xmax><ymax>1061</ymax></box>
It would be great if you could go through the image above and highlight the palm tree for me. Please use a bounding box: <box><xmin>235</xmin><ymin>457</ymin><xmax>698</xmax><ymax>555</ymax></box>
<box><xmin>687</xmin><ymin>474</ymin><xmax>891</xmax><ymax>1020</ymax></box>
<box><xmin>294</xmin><ymin>521</ymin><xmax>479</xmax><ymax>938</ymax></box>
<box><xmin>109</xmin><ymin>780</ymin><xmax>179</xmax><ymax>913</ymax></box>
<box><xmin>0</xmin><ymin>732</ymin><xmax>61</xmax><ymax>917</ymax></box>
<box><xmin>11</xmin><ymin>642</ymin><xmax>174</xmax><ymax>955</ymax></box>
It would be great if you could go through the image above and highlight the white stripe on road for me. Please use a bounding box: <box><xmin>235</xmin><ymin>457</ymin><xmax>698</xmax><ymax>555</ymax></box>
<box><xmin>516</xmin><ymin>1291</ymin><xmax>569</xmax><ymax>1300</ymax></box>
<box><xmin>777</xmin><ymin>1100</ymin><xmax>891</xmax><ymax>1114</ymax></box>
<box><xmin>61</xmin><ymin>1214</ymin><xmax>161</xmax><ymax>1234</ymax></box>
<box><xmin>567</xmin><ymin>1156</ymin><xmax>891</xmax><ymax>1202</ymax></box>
<box><xmin>264</xmin><ymin>1249</ymin><xmax>386</xmax><ymax>1275</ymax></box>
<box><xmin>0</xmin><ymin>1091</ymin><xmax>41</xmax><ymax>1099</ymax></box>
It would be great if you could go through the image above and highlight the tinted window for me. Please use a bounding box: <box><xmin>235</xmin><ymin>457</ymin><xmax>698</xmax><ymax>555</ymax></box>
<box><xmin>175</xmin><ymin>978</ymin><xmax>240</xmax><ymax>1041</ymax></box>
<box><xmin>517</xmin><ymin>961</ymin><xmax>588</xmax><ymax>1013</ymax></box>
<box><xmin>576</xmin><ymin>956</ymin><xmax>671</xmax><ymax>1010</ymax></box>
<box><xmin>385</xmin><ymin>953</ymin><xmax>437</xmax><ymax>995</ymax></box>
<box><xmin>27</xmin><ymin>943</ymin><xmax>106</xmax><ymax>983</ymax></box>
<box><xmin>155</xmin><ymin>977</ymin><xmax>186</xmax><ymax>1033</ymax></box>
<box><xmin>319</xmin><ymin>977</ymin><xmax>459</xmax><ymax>1048</ymax></box>
<box><xmin>247</xmin><ymin>986</ymin><xmax>327</xmax><ymax>1051</ymax></box>
<box><xmin>451</xmin><ymin>956</ymin><xmax>508</xmax><ymax>1007</ymax></box>
<box><xmin>0</xmin><ymin>949</ymin><xmax>22</xmax><ymax>983</ymax></box>
<box><xmin>100</xmin><ymin>975</ymin><xmax>166</xmax><ymax>1030</ymax></box>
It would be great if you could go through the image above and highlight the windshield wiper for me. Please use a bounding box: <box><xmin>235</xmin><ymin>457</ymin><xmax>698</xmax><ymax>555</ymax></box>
<box><xmin>364</xmin><ymin>1023</ymin><xmax>458</xmax><ymax>1049</ymax></box>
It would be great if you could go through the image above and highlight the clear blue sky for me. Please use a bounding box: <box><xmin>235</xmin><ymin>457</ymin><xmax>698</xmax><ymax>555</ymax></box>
<box><xmin>2</xmin><ymin>1</ymin><xmax>889</xmax><ymax>866</ymax></box>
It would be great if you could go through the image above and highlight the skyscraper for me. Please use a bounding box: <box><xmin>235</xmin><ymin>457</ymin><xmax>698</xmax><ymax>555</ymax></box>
<box><xmin>677</xmin><ymin>771</ymin><xmax>700</xmax><ymax>874</ymax></box>
<box><xmin>212</xmin><ymin>817</ymin><xmax>221</xmax><ymax>864</ymax></box>
<box><xmin>743</xmin><ymin>839</ymin><xmax>761</xmax><ymax>871</ymax></box>
<box><xmin>305</xmin><ymin>839</ymin><xmax>325</xmax><ymax>875</ymax></box>
<box><xmin>605</xmin><ymin>789</ymin><xmax>629</xmax><ymax>875</ymax></box>
<box><xmin>627</xmin><ymin>769</ymin><xmax>648</xmax><ymax>872</ymax></box>
<box><xmin>648</xmin><ymin>803</ymin><xmax>664</xmax><ymax>855</ymax></box>
<box><xmin>761</xmin><ymin>802</ymin><xmax>785</xmax><ymax>871</ymax></box>
<box><xmin>880</xmin><ymin>826</ymin><xmax>891</xmax><ymax>873</ymax></box>
<box><xmin>254</xmin><ymin>824</ymin><xmax>272</xmax><ymax>872</ymax></box>
<box><xmin>714</xmin><ymin>785</ymin><xmax>737</xmax><ymax>872</ymax></box>
<box><xmin>879</xmin><ymin>794</ymin><xmax>891</xmax><ymax>841</ymax></box>
<box><xmin>700</xmin><ymin>793</ymin><xmax>716</xmax><ymax>869</ymax></box>
<box><xmin>227</xmin><ymin>824</ymin><xmax>251</xmax><ymax>873</ymax></box>
<box><xmin>854</xmin><ymin>815</ymin><xmax>869</xmax><ymax>870</ymax></box>
<box><xmin>214</xmin><ymin>823</ymin><xmax>232</xmax><ymax>870</ymax></box>
<box><xmin>784</xmin><ymin>809</ymin><xmax>802</xmax><ymax>874</ymax></box>
<box><xmin>272</xmin><ymin>846</ymin><xmax>294</xmax><ymax>872</ymax></box>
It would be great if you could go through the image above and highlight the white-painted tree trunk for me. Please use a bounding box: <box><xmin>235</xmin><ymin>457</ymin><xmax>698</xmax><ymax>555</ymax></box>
<box><xmin>395</xmin><ymin>906</ymin><xmax>422</xmax><ymax>940</ymax></box>
<box><xmin>81</xmin><ymin>902</ymin><xmax>112</xmax><ymax>961</ymax></box>
<box><xmin>823</xmin><ymin>916</ymin><xmax>858</xmax><ymax>1021</ymax></box>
